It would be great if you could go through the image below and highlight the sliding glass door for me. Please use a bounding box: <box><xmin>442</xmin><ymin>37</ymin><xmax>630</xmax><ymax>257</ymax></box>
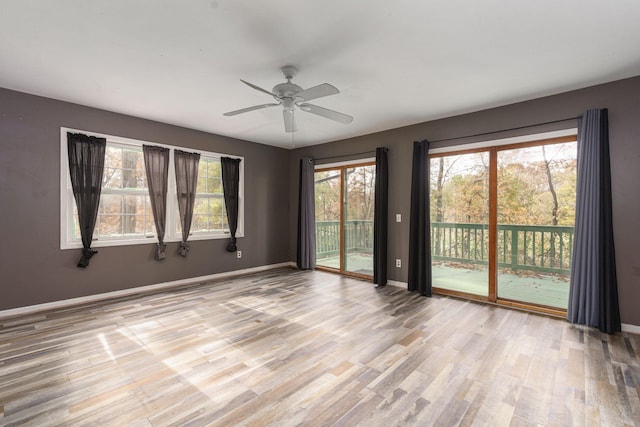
<box><xmin>430</xmin><ymin>151</ymin><xmax>489</xmax><ymax>297</ymax></box>
<box><xmin>315</xmin><ymin>170</ymin><xmax>341</xmax><ymax>270</ymax></box>
<box><xmin>344</xmin><ymin>165</ymin><xmax>375</xmax><ymax>275</ymax></box>
<box><xmin>429</xmin><ymin>136</ymin><xmax>577</xmax><ymax>313</ymax></box>
<box><xmin>315</xmin><ymin>162</ymin><xmax>375</xmax><ymax>278</ymax></box>
<box><xmin>496</xmin><ymin>141</ymin><xmax>577</xmax><ymax>309</ymax></box>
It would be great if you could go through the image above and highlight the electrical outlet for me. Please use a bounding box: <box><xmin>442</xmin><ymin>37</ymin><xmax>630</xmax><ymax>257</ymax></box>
<box><xmin>396</xmin><ymin>213</ymin><xmax>401</xmax><ymax>222</ymax></box>
<box><xmin>396</xmin><ymin>259</ymin><xmax>401</xmax><ymax>268</ymax></box>
<box><xmin>237</xmin><ymin>250</ymin><xmax>242</xmax><ymax>258</ymax></box>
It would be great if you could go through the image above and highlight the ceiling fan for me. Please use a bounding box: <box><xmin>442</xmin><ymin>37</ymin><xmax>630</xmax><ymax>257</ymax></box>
<box><xmin>223</xmin><ymin>66</ymin><xmax>353</xmax><ymax>133</ymax></box>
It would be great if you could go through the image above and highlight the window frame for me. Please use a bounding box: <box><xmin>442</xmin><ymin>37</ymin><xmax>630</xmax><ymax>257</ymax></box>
<box><xmin>428</xmin><ymin>128</ymin><xmax>578</xmax><ymax>316</ymax></box>
<box><xmin>60</xmin><ymin>127</ymin><xmax>244</xmax><ymax>250</ymax></box>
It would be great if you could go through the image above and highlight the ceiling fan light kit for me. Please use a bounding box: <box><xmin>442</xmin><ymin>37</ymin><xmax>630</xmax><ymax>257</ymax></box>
<box><xmin>223</xmin><ymin>66</ymin><xmax>353</xmax><ymax>133</ymax></box>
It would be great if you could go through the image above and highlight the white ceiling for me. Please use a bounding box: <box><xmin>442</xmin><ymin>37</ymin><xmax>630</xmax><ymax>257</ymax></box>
<box><xmin>2</xmin><ymin>1</ymin><xmax>640</xmax><ymax>149</ymax></box>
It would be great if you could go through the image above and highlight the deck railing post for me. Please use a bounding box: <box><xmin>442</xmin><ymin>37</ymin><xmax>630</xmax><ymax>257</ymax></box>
<box><xmin>511</xmin><ymin>227</ymin><xmax>518</xmax><ymax>268</ymax></box>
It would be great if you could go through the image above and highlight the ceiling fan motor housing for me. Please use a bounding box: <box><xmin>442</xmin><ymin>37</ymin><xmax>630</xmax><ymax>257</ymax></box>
<box><xmin>273</xmin><ymin>65</ymin><xmax>303</xmax><ymax>109</ymax></box>
<box><xmin>272</xmin><ymin>82</ymin><xmax>303</xmax><ymax>101</ymax></box>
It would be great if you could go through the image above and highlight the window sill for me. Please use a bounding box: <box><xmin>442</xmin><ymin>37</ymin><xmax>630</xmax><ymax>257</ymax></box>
<box><xmin>61</xmin><ymin>232</ymin><xmax>243</xmax><ymax>250</ymax></box>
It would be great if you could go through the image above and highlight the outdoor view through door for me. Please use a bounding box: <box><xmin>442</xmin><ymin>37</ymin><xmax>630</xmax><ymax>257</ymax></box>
<box><xmin>430</xmin><ymin>136</ymin><xmax>577</xmax><ymax>312</ymax></box>
<box><xmin>315</xmin><ymin>163</ymin><xmax>376</xmax><ymax>278</ymax></box>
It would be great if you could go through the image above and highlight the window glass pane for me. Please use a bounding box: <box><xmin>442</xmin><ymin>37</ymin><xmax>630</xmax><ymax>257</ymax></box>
<box><xmin>209</xmin><ymin>197</ymin><xmax>223</xmax><ymax>216</ymax></box>
<box><xmin>430</xmin><ymin>152</ymin><xmax>489</xmax><ymax>297</ymax></box>
<box><xmin>105</xmin><ymin>146</ymin><xmax>122</xmax><ymax>169</ymax></box>
<box><xmin>99</xmin><ymin>215</ymin><xmax>122</xmax><ymax>237</ymax></box>
<box><xmin>101</xmin><ymin>194</ymin><xmax>122</xmax><ymax>215</ymax></box>
<box><xmin>208</xmin><ymin>161</ymin><xmax>222</xmax><ymax>193</ymax></box>
<box><xmin>192</xmin><ymin>214</ymin><xmax>209</xmax><ymax>233</ymax></box>
<box><xmin>193</xmin><ymin>198</ymin><xmax>209</xmax><ymax>215</ymax></box>
<box><xmin>208</xmin><ymin>160</ymin><xmax>221</xmax><ymax>177</ymax></box>
<box><xmin>120</xmin><ymin>148</ymin><xmax>145</xmax><ymax>190</ymax></box>
<box><xmin>207</xmin><ymin>175</ymin><xmax>221</xmax><ymax>194</ymax></box>
<box><xmin>496</xmin><ymin>142</ymin><xmax>577</xmax><ymax>309</ymax></box>
<box><xmin>103</xmin><ymin>167</ymin><xmax>122</xmax><ymax>189</ymax></box>
<box><xmin>132</xmin><ymin>215</ymin><xmax>148</xmax><ymax>234</ymax></box>
<box><xmin>122</xmin><ymin>215</ymin><xmax>138</xmax><ymax>236</ymax></box>
<box><xmin>196</xmin><ymin>162</ymin><xmax>207</xmax><ymax>193</ymax></box>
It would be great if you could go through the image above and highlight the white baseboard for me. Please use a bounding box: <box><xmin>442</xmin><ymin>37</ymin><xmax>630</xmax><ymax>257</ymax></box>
<box><xmin>4</xmin><ymin>265</ymin><xmax>638</xmax><ymax>335</ymax></box>
<box><xmin>387</xmin><ymin>280</ymin><xmax>407</xmax><ymax>288</ymax></box>
<box><xmin>0</xmin><ymin>262</ymin><xmax>296</xmax><ymax>320</ymax></box>
<box><xmin>622</xmin><ymin>323</ymin><xmax>640</xmax><ymax>335</ymax></box>
<box><xmin>382</xmin><ymin>280</ymin><xmax>640</xmax><ymax>334</ymax></box>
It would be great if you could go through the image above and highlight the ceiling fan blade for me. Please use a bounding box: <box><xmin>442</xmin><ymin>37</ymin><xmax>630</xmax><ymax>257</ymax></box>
<box><xmin>240</xmin><ymin>79</ymin><xmax>278</xmax><ymax>98</ymax></box>
<box><xmin>298</xmin><ymin>103</ymin><xmax>353</xmax><ymax>124</ymax></box>
<box><xmin>223</xmin><ymin>103</ymin><xmax>279</xmax><ymax>116</ymax></box>
<box><xmin>283</xmin><ymin>110</ymin><xmax>297</xmax><ymax>133</ymax></box>
<box><xmin>295</xmin><ymin>83</ymin><xmax>339</xmax><ymax>102</ymax></box>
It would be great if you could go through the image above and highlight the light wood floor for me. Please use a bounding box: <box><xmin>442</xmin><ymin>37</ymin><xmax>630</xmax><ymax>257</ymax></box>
<box><xmin>1</xmin><ymin>268</ymin><xmax>639</xmax><ymax>426</ymax></box>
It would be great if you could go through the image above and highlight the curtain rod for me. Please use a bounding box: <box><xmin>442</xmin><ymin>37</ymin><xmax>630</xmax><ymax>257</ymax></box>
<box><xmin>309</xmin><ymin>116</ymin><xmax>579</xmax><ymax>161</ymax></box>
<box><xmin>313</xmin><ymin>147</ymin><xmax>385</xmax><ymax>162</ymax></box>
<box><xmin>428</xmin><ymin>116</ymin><xmax>580</xmax><ymax>144</ymax></box>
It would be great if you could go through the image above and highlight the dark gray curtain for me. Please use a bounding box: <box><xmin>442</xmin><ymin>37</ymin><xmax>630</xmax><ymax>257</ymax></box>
<box><xmin>373</xmin><ymin>147</ymin><xmax>388</xmax><ymax>286</ymax></box>
<box><xmin>67</xmin><ymin>132</ymin><xmax>106</xmax><ymax>268</ymax></box>
<box><xmin>174</xmin><ymin>150</ymin><xmax>200</xmax><ymax>257</ymax></box>
<box><xmin>143</xmin><ymin>145</ymin><xmax>170</xmax><ymax>260</ymax></box>
<box><xmin>408</xmin><ymin>140</ymin><xmax>431</xmax><ymax>296</ymax></box>
<box><xmin>568</xmin><ymin>108</ymin><xmax>621</xmax><ymax>333</ymax></box>
<box><xmin>221</xmin><ymin>157</ymin><xmax>242</xmax><ymax>252</ymax></box>
<box><xmin>297</xmin><ymin>157</ymin><xmax>316</xmax><ymax>269</ymax></box>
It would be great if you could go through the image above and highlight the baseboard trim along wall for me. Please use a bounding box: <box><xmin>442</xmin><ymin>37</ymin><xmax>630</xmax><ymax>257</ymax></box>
<box><xmin>622</xmin><ymin>323</ymin><xmax>640</xmax><ymax>335</ymax></box>
<box><xmin>381</xmin><ymin>280</ymin><xmax>639</xmax><ymax>335</ymax></box>
<box><xmin>387</xmin><ymin>280</ymin><xmax>407</xmax><ymax>288</ymax></box>
<box><xmin>0</xmin><ymin>262</ymin><xmax>297</xmax><ymax>320</ymax></box>
<box><xmin>2</xmin><ymin>266</ymin><xmax>638</xmax><ymax>334</ymax></box>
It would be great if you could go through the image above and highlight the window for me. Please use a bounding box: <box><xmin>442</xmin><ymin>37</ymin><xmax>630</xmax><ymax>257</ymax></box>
<box><xmin>177</xmin><ymin>157</ymin><xmax>229</xmax><ymax>236</ymax></box>
<box><xmin>429</xmin><ymin>130</ymin><xmax>577</xmax><ymax>313</ymax></box>
<box><xmin>314</xmin><ymin>159</ymin><xmax>376</xmax><ymax>279</ymax></box>
<box><xmin>60</xmin><ymin>128</ymin><xmax>243</xmax><ymax>249</ymax></box>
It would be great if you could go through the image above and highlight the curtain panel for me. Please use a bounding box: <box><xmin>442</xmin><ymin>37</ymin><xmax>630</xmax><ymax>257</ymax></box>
<box><xmin>373</xmin><ymin>147</ymin><xmax>389</xmax><ymax>286</ymax></box>
<box><xmin>408</xmin><ymin>140</ymin><xmax>431</xmax><ymax>296</ymax></box>
<box><xmin>567</xmin><ymin>108</ymin><xmax>621</xmax><ymax>333</ymax></box>
<box><xmin>221</xmin><ymin>157</ymin><xmax>242</xmax><ymax>252</ymax></box>
<box><xmin>142</xmin><ymin>145</ymin><xmax>170</xmax><ymax>260</ymax></box>
<box><xmin>67</xmin><ymin>132</ymin><xmax>106</xmax><ymax>268</ymax></box>
<box><xmin>174</xmin><ymin>150</ymin><xmax>200</xmax><ymax>256</ymax></box>
<box><xmin>297</xmin><ymin>157</ymin><xmax>316</xmax><ymax>269</ymax></box>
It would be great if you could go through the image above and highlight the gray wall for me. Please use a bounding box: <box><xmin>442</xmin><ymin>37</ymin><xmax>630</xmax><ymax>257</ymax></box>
<box><xmin>0</xmin><ymin>88</ymin><xmax>290</xmax><ymax>310</ymax></box>
<box><xmin>2</xmin><ymin>76</ymin><xmax>639</xmax><ymax>327</ymax></box>
<box><xmin>289</xmin><ymin>76</ymin><xmax>640</xmax><ymax>327</ymax></box>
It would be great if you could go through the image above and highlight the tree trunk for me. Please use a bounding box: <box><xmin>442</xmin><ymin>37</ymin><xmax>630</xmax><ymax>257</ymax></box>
<box><xmin>122</xmin><ymin>150</ymin><xmax>138</xmax><ymax>235</ymax></box>
<box><xmin>542</xmin><ymin>145</ymin><xmax>559</xmax><ymax>266</ymax></box>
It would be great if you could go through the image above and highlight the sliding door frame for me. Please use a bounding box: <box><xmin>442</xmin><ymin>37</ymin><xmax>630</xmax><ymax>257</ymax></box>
<box><xmin>429</xmin><ymin>135</ymin><xmax>576</xmax><ymax>317</ymax></box>
<box><xmin>315</xmin><ymin>161</ymin><xmax>376</xmax><ymax>281</ymax></box>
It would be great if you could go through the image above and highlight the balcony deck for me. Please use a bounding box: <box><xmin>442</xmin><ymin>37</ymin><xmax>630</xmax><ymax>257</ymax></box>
<box><xmin>317</xmin><ymin>255</ymin><xmax>569</xmax><ymax>310</ymax></box>
<box><xmin>432</xmin><ymin>264</ymin><xmax>569</xmax><ymax>309</ymax></box>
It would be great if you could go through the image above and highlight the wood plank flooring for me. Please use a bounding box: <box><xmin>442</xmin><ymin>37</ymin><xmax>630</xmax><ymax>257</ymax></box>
<box><xmin>1</xmin><ymin>267</ymin><xmax>639</xmax><ymax>426</ymax></box>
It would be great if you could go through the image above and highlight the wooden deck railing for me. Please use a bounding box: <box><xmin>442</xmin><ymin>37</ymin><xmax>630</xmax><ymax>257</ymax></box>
<box><xmin>431</xmin><ymin>222</ymin><xmax>574</xmax><ymax>275</ymax></box>
<box><xmin>316</xmin><ymin>221</ymin><xmax>574</xmax><ymax>275</ymax></box>
<box><xmin>316</xmin><ymin>220</ymin><xmax>373</xmax><ymax>259</ymax></box>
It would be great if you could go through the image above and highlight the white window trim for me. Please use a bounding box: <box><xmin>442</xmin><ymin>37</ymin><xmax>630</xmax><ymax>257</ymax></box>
<box><xmin>60</xmin><ymin>127</ymin><xmax>244</xmax><ymax>250</ymax></box>
<box><xmin>315</xmin><ymin>157</ymin><xmax>376</xmax><ymax>170</ymax></box>
<box><xmin>428</xmin><ymin>128</ymin><xmax>578</xmax><ymax>154</ymax></box>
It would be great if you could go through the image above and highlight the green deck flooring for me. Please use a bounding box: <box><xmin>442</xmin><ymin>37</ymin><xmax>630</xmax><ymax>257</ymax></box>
<box><xmin>432</xmin><ymin>264</ymin><xmax>569</xmax><ymax>309</ymax></box>
<box><xmin>317</xmin><ymin>256</ymin><xmax>569</xmax><ymax>310</ymax></box>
